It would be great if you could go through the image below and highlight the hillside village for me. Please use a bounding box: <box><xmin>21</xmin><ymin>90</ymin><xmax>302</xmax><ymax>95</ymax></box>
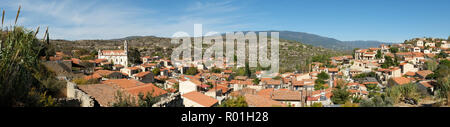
<box><xmin>41</xmin><ymin>36</ymin><xmax>450</xmax><ymax>107</ymax></box>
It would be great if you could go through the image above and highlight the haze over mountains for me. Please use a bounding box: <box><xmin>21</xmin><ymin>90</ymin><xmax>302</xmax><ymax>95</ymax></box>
<box><xmin>113</xmin><ymin>30</ymin><xmax>389</xmax><ymax>51</ymax></box>
<box><xmin>253</xmin><ymin>31</ymin><xmax>390</xmax><ymax>51</ymax></box>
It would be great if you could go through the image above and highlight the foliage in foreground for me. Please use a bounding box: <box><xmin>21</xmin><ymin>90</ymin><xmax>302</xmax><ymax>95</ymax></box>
<box><xmin>0</xmin><ymin>23</ymin><xmax>63</xmax><ymax>106</ymax></box>
<box><xmin>218</xmin><ymin>96</ymin><xmax>248</xmax><ymax>107</ymax></box>
<box><xmin>111</xmin><ymin>90</ymin><xmax>161</xmax><ymax>107</ymax></box>
<box><xmin>359</xmin><ymin>95</ymin><xmax>394</xmax><ymax>107</ymax></box>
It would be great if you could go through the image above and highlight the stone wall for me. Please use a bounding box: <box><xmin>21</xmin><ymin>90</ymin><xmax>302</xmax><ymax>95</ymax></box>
<box><xmin>66</xmin><ymin>82</ymin><xmax>96</xmax><ymax>107</ymax></box>
<box><xmin>152</xmin><ymin>92</ymin><xmax>183</xmax><ymax>107</ymax></box>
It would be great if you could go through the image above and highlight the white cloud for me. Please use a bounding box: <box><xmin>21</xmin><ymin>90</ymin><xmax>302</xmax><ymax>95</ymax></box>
<box><xmin>0</xmin><ymin>0</ymin><xmax>252</xmax><ymax>40</ymax></box>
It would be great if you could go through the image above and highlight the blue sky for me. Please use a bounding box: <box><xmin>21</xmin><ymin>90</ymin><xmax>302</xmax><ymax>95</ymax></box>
<box><xmin>1</xmin><ymin>0</ymin><xmax>449</xmax><ymax>42</ymax></box>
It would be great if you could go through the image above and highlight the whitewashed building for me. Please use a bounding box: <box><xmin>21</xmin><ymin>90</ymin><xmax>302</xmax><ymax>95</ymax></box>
<box><xmin>98</xmin><ymin>41</ymin><xmax>129</xmax><ymax>67</ymax></box>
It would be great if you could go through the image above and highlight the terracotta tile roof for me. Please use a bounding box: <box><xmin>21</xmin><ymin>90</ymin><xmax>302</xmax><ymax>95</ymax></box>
<box><xmin>307</xmin><ymin>96</ymin><xmax>320</xmax><ymax>101</ymax></box>
<box><xmin>126</xmin><ymin>66</ymin><xmax>141</xmax><ymax>70</ymax></box>
<box><xmin>419</xmin><ymin>81</ymin><xmax>433</xmax><ymax>88</ymax></box>
<box><xmin>71</xmin><ymin>58</ymin><xmax>81</xmax><ymax>64</ymax></box>
<box><xmin>84</xmin><ymin>73</ymin><xmax>102</xmax><ymax>80</ymax></box>
<box><xmin>94</xmin><ymin>59</ymin><xmax>108</xmax><ymax>64</ymax></box>
<box><xmin>134</xmin><ymin>71</ymin><xmax>152</xmax><ymax>78</ymax></box>
<box><xmin>260</xmin><ymin>78</ymin><xmax>272</xmax><ymax>82</ymax></box>
<box><xmin>114</xmin><ymin>64</ymin><xmax>124</xmax><ymax>67</ymax></box>
<box><xmin>166</xmin><ymin>78</ymin><xmax>178</xmax><ymax>84</ymax></box>
<box><xmin>405</xmin><ymin>71</ymin><xmax>416</xmax><ymax>76</ymax></box>
<box><xmin>331</xmin><ymin>56</ymin><xmax>344</xmax><ymax>61</ymax></box>
<box><xmin>95</xmin><ymin>70</ymin><xmax>115</xmax><ymax>76</ymax></box>
<box><xmin>391</xmin><ymin>77</ymin><xmax>411</xmax><ymax>85</ymax></box>
<box><xmin>101</xmin><ymin>50</ymin><xmax>125</xmax><ymax>54</ymax></box>
<box><xmin>234</xmin><ymin>76</ymin><xmax>248</xmax><ymax>80</ymax></box>
<box><xmin>396</xmin><ymin>52</ymin><xmax>413</xmax><ymax>56</ymax></box>
<box><xmin>244</xmin><ymin>94</ymin><xmax>284</xmax><ymax>107</ymax></box>
<box><xmin>264</xmin><ymin>79</ymin><xmax>282</xmax><ymax>85</ymax></box>
<box><xmin>230</xmin><ymin>88</ymin><xmax>257</xmax><ymax>97</ymax></box>
<box><xmin>346</xmin><ymin>82</ymin><xmax>360</xmax><ymax>86</ymax></box>
<box><xmin>102</xmin><ymin>79</ymin><xmax>147</xmax><ymax>89</ymax></box>
<box><xmin>210</xmin><ymin>85</ymin><xmax>230</xmax><ymax>94</ymax></box>
<box><xmin>223</xmin><ymin>70</ymin><xmax>233</xmax><ymax>74</ymax></box>
<box><xmin>166</xmin><ymin>88</ymin><xmax>177</xmax><ymax>93</ymax></box>
<box><xmin>365</xmin><ymin>52</ymin><xmax>376</xmax><ymax>54</ymax></box>
<box><xmin>328</xmin><ymin>68</ymin><xmax>338</xmax><ymax>72</ymax></box>
<box><xmin>425</xmin><ymin>53</ymin><xmax>435</xmax><ymax>58</ymax></box>
<box><xmin>141</xmin><ymin>63</ymin><xmax>156</xmax><ymax>68</ymax></box>
<box><xmin>125</xmin><ymin>83</ymin><xmax>167</xmax><ymax>97</ymax></box>
<box><xmin>412</xmin><ymin>52</ymin><xmax>424</xmax><ymax>57</ymax></box>
<box><xmin>78</xmin><ymin>84</ymin><xmax>118</xmax><ymax>106</ymax></box>
<box><xmin>257</xmin><ymin>88</ymin><xmax>274</xmax><ymax>99</ymax></box>
<box><xmin>271</xmin><ymin>90</ymin><xmax>302</xmax><ymax>101</ymax></box>
<box><xmin>182</xmin><ymin>91</ymin><xmax>218</xmax><ymax>107</ymax></box>
<box><xmin>416</xmin><ymin>70</ymin><xmax>433</xmax><ymax>78</ymax></box>
<box><xmin>230</xmin><ymin>80</ymin><xmax>253</xmax><ymax>85</ymax></box>
<box><xmin>348</xmin><ymin>89</ymin><xmax>368</xmax><ymax>95</ymax></box>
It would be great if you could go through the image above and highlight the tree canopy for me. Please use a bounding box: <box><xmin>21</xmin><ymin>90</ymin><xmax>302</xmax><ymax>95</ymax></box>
<box><xmin>219</xmin><ymin>96</ymin><xmax>248</xmax><ymax>107</ymax></box>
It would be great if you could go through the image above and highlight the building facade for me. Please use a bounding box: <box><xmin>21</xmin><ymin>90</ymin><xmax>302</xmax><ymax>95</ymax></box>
<box><xmin>98</xmin><ymin>41</ymin><xmax>129</xmax><ymax>67</ymax></box>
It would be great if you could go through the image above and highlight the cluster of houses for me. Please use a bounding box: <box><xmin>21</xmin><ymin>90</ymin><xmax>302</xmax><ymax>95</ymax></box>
<box><xmin>46</xmin><ymin>38</ymin><xmax>450</xmax><ymax>107</ymax></box>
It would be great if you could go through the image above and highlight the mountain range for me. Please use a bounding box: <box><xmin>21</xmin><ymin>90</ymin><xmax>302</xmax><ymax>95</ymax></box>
<box><xmin>112</xmin><ymin>30</ymin><xmax>389</xmax><ymax>51</ymax></box>
<box><xmin>253</xmin><ymin>31</ymin><xmax>389</xmax><ymax>51</ymax></box>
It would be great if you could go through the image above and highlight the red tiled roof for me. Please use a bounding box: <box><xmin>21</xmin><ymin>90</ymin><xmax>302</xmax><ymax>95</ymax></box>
<box><xmin>391</xmin><ymin>77</ymin><xmax>411</xmax><ymax>85</ymax></box>
<box><xmin>419</xmin><ymin>81</ymin><xmax>433</xmax><ymax>88</ymax></box>
<box><xmin>416</xmin><ymin>70</ymin><xmax>433</xmax><ymax>78</ymax></box>
<box><xmin>257</xmin><ymin>88</ymin><xmax>274</xmax><ymax>99</ymax></box>
<box><xmin>114</xmin><ymin>64</ymin><xmax>124</xmax><ymax>67</ymax></box>
<box><xmin>328</xmin><ymin>68</ymin><xmax>338</xmax><ymax>72</ymax></box>
<box><xmin>102</xmin><ymin>79</ymin><xmax>146</xmax><ymax>89</ymax></box>
<box><xmin>166</xmin><ymin>78</ymin><xmax>178</xmax><ymax>84</ymax></box>
<box><xmin>84</xmin><ymin>73</ymin><xmax>102</xmax><ymax>80</ymax></box>
<box><xmin>125</xmin><ymin>83</ymin><xmax>167</xmax><ymax>97</ymax></box>
<box><xmin>244</xmin><ymin>94</ymin><xmax>284</xmax><ymax>107</ymax></box>
<box><xmin>101</xmin><ymin>50</ymin><xmax>125</xmax><ymax>54</ymax></box>
<box><xmin>404</xmin><ymin>71</ymin><xmax>416</xmax><ymax>76</ymax></box>
<box><xmin>126</xmin><ymin>66</ymin><xmax>141</xmax><ymax>70</ymax></box>
<box><xmin>223</xmin><ymin>70</ymin><xmax>233</xmax><ymax>73</ymax></box>
<box><xmin>134</xmin><ymin>71</ymin><xmax>152</xmax><ymax>78</ymax></box>
<box><xmin>271</xmin><ymin>89</ymin><xmax>301</xmax><ymax>101</ymax></box>
<box><xmin>182</xmin><ymin>91</ymin><xmax>218</xmax><ymax>107</ymax></box>
<box><xmin>94</xmin><ymin>59</ymin><xmax>108</xmax><ymax>64</ymax></box>
<box><xmin>71</xmin><ymin>58</ymin><xmax>81</xmax><ymax>64</ymax></box>
<box><xmin>95</xmin><ymin>70</ymin><xmax>115</xmax><ymax>76</ymax></box>
<box><xmin>99</xmin><ymin>79</ymin><xmax>167</xmax><ymax>98</ymax></box>
<box><xmin>264</xmin><ymin>79</ymin><xmax>282</xmax><ymax>85</ymax></box>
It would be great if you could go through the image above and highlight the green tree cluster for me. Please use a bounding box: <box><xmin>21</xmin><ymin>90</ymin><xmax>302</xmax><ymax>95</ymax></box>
<box><xmin>381</xmin><ymin>56</ymin><xmax>398</xmax><ymax>68</ymax></box>
<box><xmin>111</xmin><ymin>90</ymin><xmax>161</xmax><ymax>107</ymax></box>
<box><xmin>331</xmin><ymin>87</ymin><xmax>351</xmax><ymax>104</ymax></box>
<box><xmin>385</xmin><ymin>83</ymin><xmax>422</xmax><ymax>104</ymax></box>
<box><xmin>185</xmin><ymin>67</ymin><xmax>199</xmax><ymax>75</ymax></box>
<box><xmin>219</xmin><ymin>96</ymin><xmax>248</xmax><ymax>107</ymax></box>
<box><xmin>128</xmin><ymin>48</ymin><xmax>142</xmax><ymax>65</ymax></box>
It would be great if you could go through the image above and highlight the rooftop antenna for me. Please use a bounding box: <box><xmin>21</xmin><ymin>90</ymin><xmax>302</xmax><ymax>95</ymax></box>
<box><xmin>15</xmin><ymin>5</ymin><xmax>21</xmax><ymax>25</ymax></box>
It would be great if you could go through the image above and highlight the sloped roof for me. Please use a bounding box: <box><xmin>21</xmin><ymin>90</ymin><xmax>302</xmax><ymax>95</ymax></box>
<box><xmin>182</xmin><ymin>91</ymin><xmax>218</xmax><ymax>107</ymax></box>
